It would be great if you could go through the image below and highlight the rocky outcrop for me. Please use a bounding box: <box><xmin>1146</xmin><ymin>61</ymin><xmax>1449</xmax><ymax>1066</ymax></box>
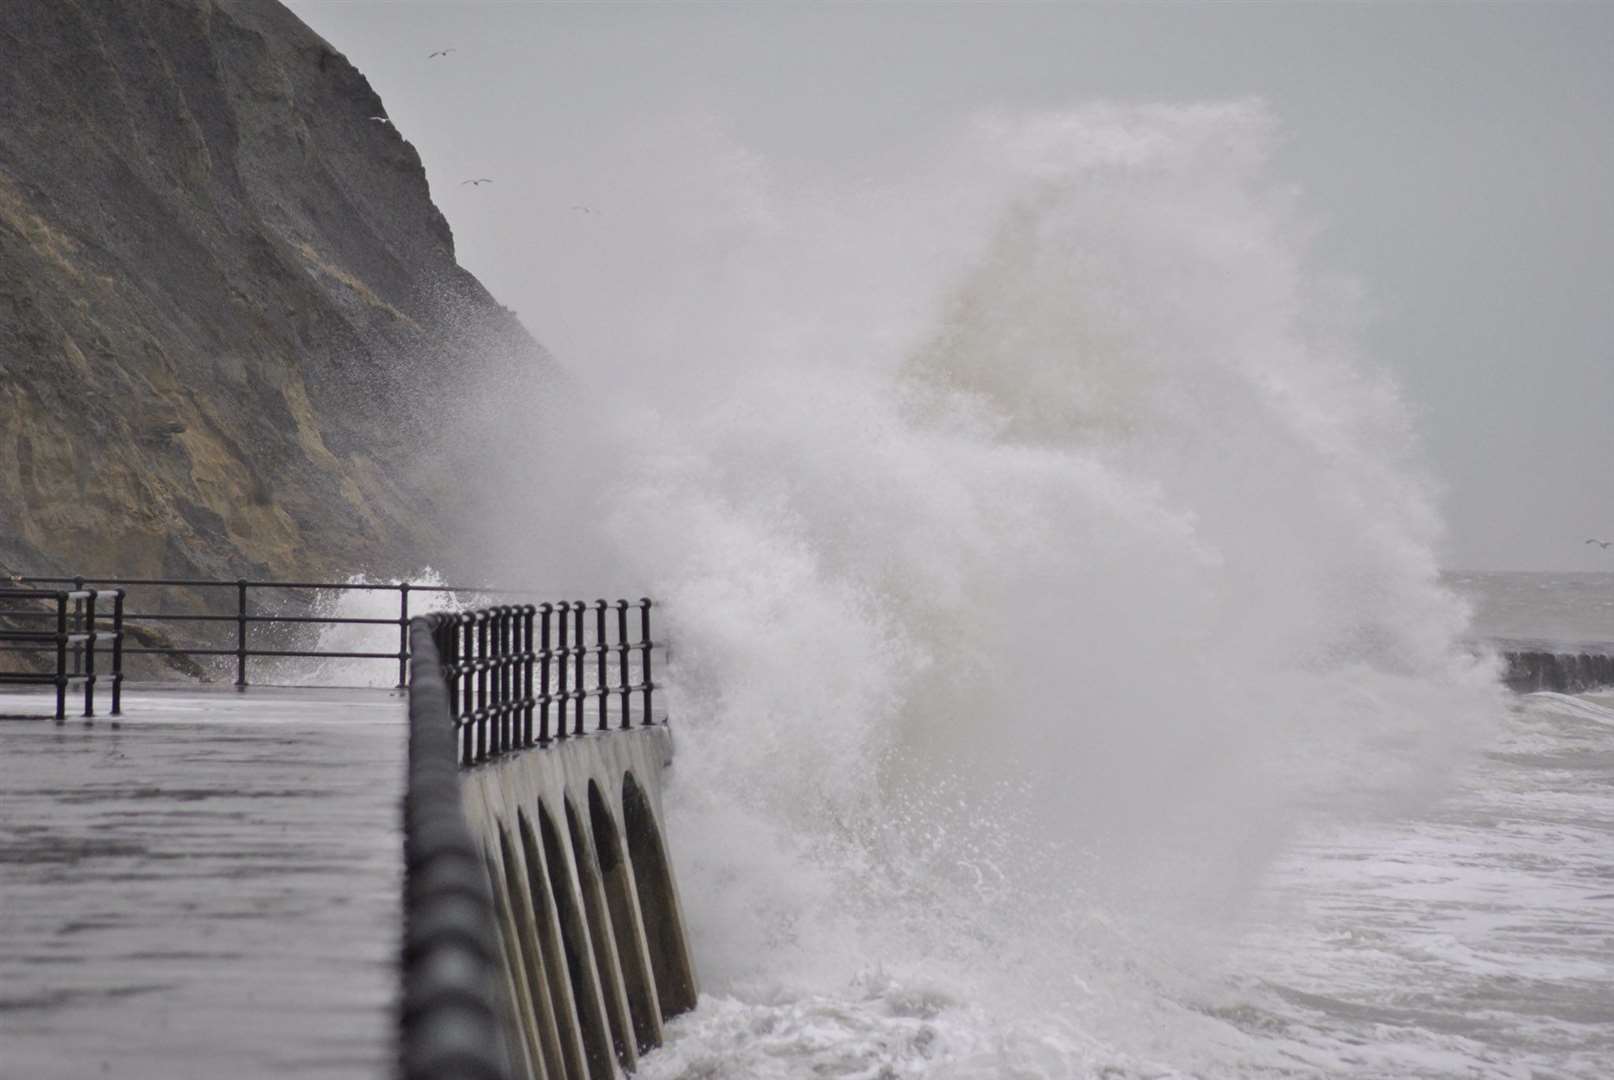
<box><xmin>0</xmin><ymin>0</ymin><xmax>542</xmax><ymax>580</ymax></box>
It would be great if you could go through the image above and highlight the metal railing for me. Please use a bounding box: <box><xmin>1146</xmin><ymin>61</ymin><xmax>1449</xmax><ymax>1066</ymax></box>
<box><xmin>425</xmin><ymin>599</ymin><xmax>658</xmax><ymax>768</ymax></box>
<box><xmin>0</xmin><ymin>588</ymin><xmax>125</xmax><ymax>721</ymax></box>
<box><xmin>11</xmin><ymin>576</ymin><xmax>482</xmax><ymax>688</ymax></box>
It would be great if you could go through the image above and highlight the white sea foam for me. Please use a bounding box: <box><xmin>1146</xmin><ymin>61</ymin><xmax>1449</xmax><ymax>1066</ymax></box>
<box><xmin>1518</xmin><ymin>690</ymin><xmax>1614</xmax><ymax>728</ymax></box>
<box><xmin>461</xmin><ymin>103</ymin><xmax>1541</xmax><ymax>1074</ymax></box>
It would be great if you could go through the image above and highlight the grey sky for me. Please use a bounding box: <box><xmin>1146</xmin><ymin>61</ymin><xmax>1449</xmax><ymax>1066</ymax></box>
<box><xmin>285</xmin><ymin>1</ymin><xmax>1613</xmax><ymax>571</ymax></box>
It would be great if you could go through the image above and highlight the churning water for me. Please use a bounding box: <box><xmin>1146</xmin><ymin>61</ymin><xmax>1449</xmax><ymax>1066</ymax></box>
<box><xmin>447</xmin><ymin>103</ymin><xmax>1609</xmax><ymax>1077</ymax></box>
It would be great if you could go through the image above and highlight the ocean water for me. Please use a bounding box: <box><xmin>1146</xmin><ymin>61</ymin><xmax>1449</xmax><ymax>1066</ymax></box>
<box><xmin>442</xmin><ymin>103</ymin><xmax>1614</xmax><ymax>1077</ymax></box>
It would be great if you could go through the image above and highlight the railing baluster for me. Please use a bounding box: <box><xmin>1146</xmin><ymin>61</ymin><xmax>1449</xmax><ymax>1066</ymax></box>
<box><xmin>555</xmin><ymin>602</ymin><xmax>570</xmax><ymax>741</ymax></box>
<box><xmin>110</xmin><ymin>590</ymin><xmax>124</xmax><ymax>717</ymax></box>
<box><xmin>616</xmin><ymin>600</ymin><xmax>631</xmax><ymax>730</ymax></box>
<box><xmin>461</xmin><ymin>614</ymin><xmax>472</xmax><ymax>761</ymax></box>
<box><xmin>499</xmin><ymin>607</ymin><xmax>513</xmax><ymax>753</ymax></box>
<box><xmin>235</xmin><ymin>579</ymin><xmax>249</xmax><ymax>689</ymax></box>
<box><xmin>521</xmin><ymin>606</ymin><xmax>535</xmax><ymax>747</ymax></box>
<box><xmin>573</xmin><ymin>601</ymin><xmax>586</xmax><ymax>736</ymax></box>
<box><xmin>53</xmin><ymin>593</ymin><xmax>68</xmax><ymax>725</ymax></box>
<box><xmin>487</xmin><ymin>606</ymin><xmax>500</xmax><ymax>749</ymax></box>
<box><xmin>441</xmin><ymin>616</ymin><xmax>457</xmax><ymax>707</ymax></box>
<box><xmin>538</xmin><ymin>603</ymin><xmax>552</xmax><ymax>744</ymax></box>
<box><xmin>71</xmin><ymin>576</ymin><xmax>84</xmax><ymax>679</ymax></box>
<box><xmin>476</xmin><ymin>613</ymin><xmax>490</xmax><ymax>763</ymax></box>
<box><xmin>397</xmin><ymin>583</ymin><xmax>410</xmax><ymax>690</ymax></box>
<box><xmin>458</xmin><ymin>614</ymin><xmax>473</xmax><ymax>765</ymax></box>
<box><xmin>595</xmin><ymin>600</ymin><xmax>609</xmax><ymax>732</ymax></box>
<box><xmin>639</xmin><ymin>598</ymin><xmax>654</xmax><ymax>726</ymax></box>
<box><xmin>83</xmin><ymin>591</ymin><xmax>97</xmax><ymax>720</ymax></box>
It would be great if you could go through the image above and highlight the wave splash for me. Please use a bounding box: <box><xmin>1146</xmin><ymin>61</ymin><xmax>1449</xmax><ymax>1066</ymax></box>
<box><xmin>473</xmin><ymin>102</ymin><xmax>1504</xmax><ymax>1075</ymax></box>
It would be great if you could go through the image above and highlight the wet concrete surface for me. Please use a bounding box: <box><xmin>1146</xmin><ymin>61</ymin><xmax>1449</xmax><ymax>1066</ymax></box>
<box><xmin>0</xmin><ymin>685</ymin><xmax>404</xmax><ymax>1079</ymax></box>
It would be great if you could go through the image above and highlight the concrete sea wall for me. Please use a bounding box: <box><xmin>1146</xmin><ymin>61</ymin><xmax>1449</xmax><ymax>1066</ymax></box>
<box><xmin>460</xmin><ymin>728</ymin><xmax>698</xmax><ymax>1079</ymax></box>
<box><xmin>400</xmin><ymin>619</ymin><xmax>696</xmax><ymax>1080</ymax></box>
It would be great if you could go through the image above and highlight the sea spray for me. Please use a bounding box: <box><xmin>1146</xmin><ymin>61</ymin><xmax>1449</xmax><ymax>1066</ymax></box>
<box><xmin>466</xmin><ymin>102</ymin><xmax>1505</xmax><ymax>1074</ymax></box>
<box><xmin>261</xmin><ymin>571</ymin><xmax>474</xmax><ymax>688</ymax></box>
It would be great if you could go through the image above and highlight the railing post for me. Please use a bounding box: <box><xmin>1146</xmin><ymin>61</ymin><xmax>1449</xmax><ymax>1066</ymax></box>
<box><xmin>235</xmin><ymin>579</ymin><xmax>249</xmax><ymax>689</ymax></box>
<box><xmin>572</xmin><ymin>601</ymin><xmax>586</xmax><ymax>736</ymax></box>
<box><xmin>71</xmin><ymin>576</ymin><xmax>85</xmax><ymax>678</ymax></box>
<box><xmin>498</xmin><ymin>607</ymin><xmax>512</xmax><ymax>754</ymax></box>
<box><xmin>459</xmin><ymin>614</ymin><xmax>474</xmax><ymax>726</ymax></box>
<box><xmin>506</xmin><ymin>607</ymin><xmax>517</xmax><ymax>751</ymax></box>
<box><xmin>110</xmin><ymin>590</ymin><xmax>124</xmax><ymax>717</ymax></box>
<box><xmin>616</xmin><ymin>600</ymin><xmax>632</xmax><ymax>730</ymax></box>
<box><xmin>442</xmin><ymin>614</ymin><xmax>459</xmax><ymax>712</ymax></box>
<box><xmin>475</xmin><ymin>612</ymin><xmax>490</xmax><ymax>763</ymax></box>
<box><xmin>82</xmin><ymin>591</ymin><xmax>97</xmax><ymax>719</ymax></box>
<box><xmin>53</xmin><ymin>593</ymin><xmax>68</xmax><ymax>725</ymax></box>
<box><xmin>397</xmin><ymin>582</ymin><xmax>410</xmax><ymax>690</ymax></box>
<box><xmin>555</xmin><ymin>602</ymin><xmax>570</xmax><ymax>741</ymax></box>
<box><xmin>639</xmin><ymin>598</ymin><xmax>654</xmax><ymax>726</ymax></box>
<box><xmin>595</xmin><ymin>599</ymin><xmax>609</xmax><ymax>732</ymax></box>
<box><xmin>459</xmin><ymin>614</ymin><xmax>474</xmax><ymax>766</ymax></box>
<box><xmin>538</xmin><ymin>603</ymin><xmax>553</xmax><ymax>745</ymax></box>
<box><xmin>522</xmin><ymin>605</ymin><xmax>536</xmax><ymax>747</ymax></box>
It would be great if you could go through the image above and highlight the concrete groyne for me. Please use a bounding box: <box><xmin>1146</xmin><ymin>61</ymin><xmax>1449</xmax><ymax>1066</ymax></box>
<box><xmin>401</xmin><ymin>608</ymin><xmax>695</xmax><ymax>1080</ymax></box>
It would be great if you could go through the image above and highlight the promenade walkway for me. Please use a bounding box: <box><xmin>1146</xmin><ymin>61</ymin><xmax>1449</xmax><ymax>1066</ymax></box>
<box><xmin>0</xmin><ymin>686</ymin><xmax>404</xmax><ymax>1079</ymax></box>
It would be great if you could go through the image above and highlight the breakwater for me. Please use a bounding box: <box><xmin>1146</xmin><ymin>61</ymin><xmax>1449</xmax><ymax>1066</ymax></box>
<box><xmin>401</xmin><ymin>607</ymin><xmax>694</xmax><ymax>1080</ymax></box>
<box><xmin>1500</xmin><ymin>648</ymin><xmax>1614</xmax><ymax>694</ymax></box>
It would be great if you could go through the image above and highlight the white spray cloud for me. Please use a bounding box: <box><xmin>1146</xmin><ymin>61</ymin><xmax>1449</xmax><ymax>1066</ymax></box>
<box><xmin>464</xmin><ymin>101</ymin><xmax>1504</xmax><ymax>1073</ymax></box>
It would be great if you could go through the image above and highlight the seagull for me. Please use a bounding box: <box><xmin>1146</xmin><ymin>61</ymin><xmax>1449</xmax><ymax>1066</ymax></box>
<box><xmin>428</xmin><ymin>49</ymin><xmax>456</xmax><ymax>59</ymax></box>
<box><xmin>368</xmin><ymin>115</ymin><xmax>392</xmax><ymax>126</ymax></box>
<box><xmin>1586</xmin><ymin>538</ymin><xmax>1613</xmax><ymax>549</ymax></box>
<box><xmin>570</xmin><ymin>204</ymin><xmax>598</xmax><ymax>215</ymax></box>
<box><xmin>462</xmin><ymin>178</ymin><xmax>493</xmax><ymax>187</ymax></box>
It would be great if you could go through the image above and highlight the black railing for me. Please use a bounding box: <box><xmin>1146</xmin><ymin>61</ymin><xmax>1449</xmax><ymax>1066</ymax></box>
<box><xmin>399</xmin><ymin>619</ymin><xmax>512</xmax><ymax>1080</ymax></box>
<box><xmin>0</xmin><ymin>588</ymin><xmax>125</xmax><ymax>721</ymax></box>
<box><xmin>425</xmin><ymin>599</ymin><xmax>658</xmax><ymax>768</ymax></box>
<box><xmin>11</xmin><ymin>576</ymin><xmax>484</xmax><ymax>689</ymax></box>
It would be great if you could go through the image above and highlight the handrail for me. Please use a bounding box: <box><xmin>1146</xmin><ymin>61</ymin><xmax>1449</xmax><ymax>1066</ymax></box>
<box><xmin>425</xmin><ymin>599</ymin><xmax>659</xmax><ymax>768</ymax></box>
<box><xmin>6</xmin><ymin>575</ymin><xmax>495</xmax><ymax>689</ymax></box>
<box><xmin>399</xmin><ymin>620</ymin><xmax>512</xmax><ymax>1080</ymax></box>
<box><xmin>0</xmin><ymin>588</ymin><xmax>124</xmax><ymax>721</ymax></box>
<box><xmin>16</xmin><ymin>576</ymin><xmax>479</xmax><ymax>591</ymax></box>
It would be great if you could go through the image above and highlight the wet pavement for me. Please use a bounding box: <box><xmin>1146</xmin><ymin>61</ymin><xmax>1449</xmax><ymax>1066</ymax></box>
<box><xmin>0</xmin><ymin>686</ymin><xmax>405</xmax><ymax>1079</ymax></box>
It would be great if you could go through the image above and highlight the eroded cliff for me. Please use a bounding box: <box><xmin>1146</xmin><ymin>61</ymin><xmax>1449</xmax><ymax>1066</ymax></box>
<box><xmin>0</xmin><ymin>0</ymin><xmax>541</xmax><ymax>579</ymax></box>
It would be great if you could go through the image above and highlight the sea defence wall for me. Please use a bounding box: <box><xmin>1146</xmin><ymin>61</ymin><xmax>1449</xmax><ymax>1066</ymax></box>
<box><xmin>401</xmin><ymin>607</ymin><xmax>696</xmax><ymax>1080</ymax></box>
<box><xmin>1501</xmin><ymin>649</ymin><xmax>1614</xmax><ymax>694</ymax></box>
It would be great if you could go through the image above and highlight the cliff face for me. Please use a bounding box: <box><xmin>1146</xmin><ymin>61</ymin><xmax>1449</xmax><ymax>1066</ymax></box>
<box><xmin>0</xmin><ymin>0</ymin><xmax>540</xmax><ymax>580</ymax></box>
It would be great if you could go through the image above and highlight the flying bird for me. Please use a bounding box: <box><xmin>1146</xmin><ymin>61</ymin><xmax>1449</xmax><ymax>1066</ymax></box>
<box><xmin>368</xmin><ymin>116</ymin><xmax>392</xmax><ymax>126</ymax></box>
<box><xmin>462</xmin><ymin>178</ymin><xmax>493</xmax><ymax>187</ymax></box>
<box><xmin>570</xmin><ymin>205</ymin><xmax>598</xmax><ymax>215</ymax></box>
<box><xmin>1586</xmin><ymin>538</ymin><xmax>1613</xmax><ymax>549</ymax></box>
<box><xmin>428</xmin><ymin>49</ymin><xmax>456</xmax><ymax>59</ymax></box>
